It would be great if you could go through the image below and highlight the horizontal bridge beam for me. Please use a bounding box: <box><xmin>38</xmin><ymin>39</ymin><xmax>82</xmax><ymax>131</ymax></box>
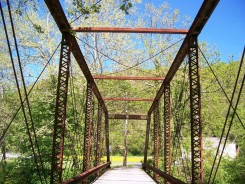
<box><xmin>109</xmin><ymin>114</ymin><xmax>148</xmax><ymax>120</ymax></box>
<box><xmin>93</xmin><ymin>75</ymin><xmax>164</xmax><ymax>81</ymax></box>
<box><xmin>103</xmin><ymin>98</ymin><xmax>154</xmax><ymax>102</ymax></box>
<box><xmin>71</xmin><ymin>27</ymin><xmax>189</xmax><ymax>34</ymax></box>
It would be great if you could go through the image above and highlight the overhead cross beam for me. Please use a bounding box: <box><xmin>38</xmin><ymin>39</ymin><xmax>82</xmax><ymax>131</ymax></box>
<box><xmin>148</xmin><ymin>0</ymin><xmax>220</xmax><ymax>114</ymax></box>
<box><xmin>71</xmin><ymin>27</ymin><xmax>189</xmax><ymax>34</ymax></box>
<box><xmin>93</xmin><ymin>75</ymin><xmax>164</xmax><ymax>81</ymax></box>
<box><xmin>103</xmin><ymin>98</ymin><xmax>153</xmax><ymax>102</ymax></box>
<box><xmin>109</xmin><ymin>114</ymin><xmax>148</xmax><ymax>120</ymax></box>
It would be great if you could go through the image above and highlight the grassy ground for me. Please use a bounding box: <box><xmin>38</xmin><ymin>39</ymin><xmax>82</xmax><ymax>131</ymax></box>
<box><xmin>102</xmin><ymin>156</ymin><xmax>145</xmax><ymax>167</ymax></box>
<box><xmin>102</xmin><ymin>156</ymin><xmax>144</xmax><ymax>162</ymax></box>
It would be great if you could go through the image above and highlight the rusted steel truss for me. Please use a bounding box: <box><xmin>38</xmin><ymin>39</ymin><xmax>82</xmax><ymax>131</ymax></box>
<box><xmin>71</xmin><ymin>27</ymin><xmax>188</xmax><ymax>34</ymax></box>
<box><xmin>95</xmin><ymin>104</ymin><xmax>103</xmax><ymax>176</ymax></box>
<box><xmin>103</xmin><ymin>98</ymin><xmax>153</xmax><ymax>102</ymax></box>
<box><xmin>44</xmin><ymin>0</ymin><xmax>219</xmax><ymax>183</ymax></box>
<box><xmin>93</xmin><ymin>75</ymin><xmax>164</xmax><ymax>81</ymax></box>
<box><xmin>143</xmin><ymin>114</ymin><xmax>151</xmax><ymax>169</ymax></box>
<box><xmin>82</xmin><ymin>83</ymin><xmax>94</xmax><ymax>172</ymax></box>
<box><xmin>109</xmin><ymin>114</ymin><xmax>147</xmax><ymax>120</ymax></box>
<box><xmin>50</xmin><ymin>37</ymin><xmax>71</xmax><ymax>184</ymax></box>
<box><xmin>164</xmin><ymin>83</ymin><xmax>172</xmax><ymax>182</ymax></box>
<box><xmin>153</xmin><ymin>102</ymin><xmax>159</xmax><ymax>181</ymax></box>
<box><xmin>188</xmin><ymin>36</ymin><xmax>203</xmax><ymax>184</ymax></box>
<box><xmin>105</xmin><ymin>112</ymin><xmax>110</xmax><ymax>164</ymax></box>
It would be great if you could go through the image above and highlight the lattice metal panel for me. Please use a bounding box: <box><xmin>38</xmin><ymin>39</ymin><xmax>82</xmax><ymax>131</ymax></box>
<box><xmin>50</xmin><ymin>37</ymin><xmax>71</xmax><ymax>184</ymax></box>
<box><xmin>143</xmin><ymin>115</ymin><xmax>151</xmax><ymax>167</ymax></box>
<box><xmin>188</xmin><ymin>35</ymin><xmax>203</xmax><ymax>184</ymax></box>
<box><xmin>105</xmin><ymin>112</ymin><xmax>110</xmax><ymax>163</ymax></box>
<box><xmin>164</xmin><ymin>83</ymin><xmax>172</xmax><ymax>182</ymax></box>
<box><xmin>153</xmin><ymin>102</ymin><xmax>159</xmax><ymax>181</ymax></box>
<box><xmin>96</xmin><ymin>104</ymin><xmax>103</xmax><ymax>167</ymax></box>
<box><xmin>83</xmin><ymin>83</ymin><xmax>94</xmax><ymax>172</ymax></box>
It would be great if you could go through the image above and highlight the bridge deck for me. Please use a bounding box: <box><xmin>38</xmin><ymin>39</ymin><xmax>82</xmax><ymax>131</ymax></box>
<box><xmin>94</xmin><ymin>165</ymin><xmax>156</xmax><ymax>184</ymax></box>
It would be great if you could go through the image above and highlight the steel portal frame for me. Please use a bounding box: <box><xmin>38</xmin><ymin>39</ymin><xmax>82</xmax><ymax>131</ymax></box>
<box><xmin>44</xmin><ymin>0</ymin><xmax>220</xmax><ymax>183</ymax></box>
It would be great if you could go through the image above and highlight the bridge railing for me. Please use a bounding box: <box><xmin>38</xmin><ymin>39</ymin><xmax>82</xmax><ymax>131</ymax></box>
<box><xmin>62</xmin><ymin>162</ymin><xmax>111</xmax><ymax>184</ymax></box>
<box><xmin>142</xmin><ymin>163</ymin><xmax>186</xmax><ymax>184</ymax></box>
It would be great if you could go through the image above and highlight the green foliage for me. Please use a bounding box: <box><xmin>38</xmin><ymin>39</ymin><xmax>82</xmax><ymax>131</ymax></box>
<box><xmin>68</xmin><ymin>0</ymin><xmax>133</xmax><ymax>18</ymax></box>
<box><xmin>120</xmin><ymin>0</ymin><xmax>133</xmax><ymax>15</ymax></box>
<box><xmin>32</xmin><ymin>24</ymin><xmax>44</xmax><ymax>34</ymax></box>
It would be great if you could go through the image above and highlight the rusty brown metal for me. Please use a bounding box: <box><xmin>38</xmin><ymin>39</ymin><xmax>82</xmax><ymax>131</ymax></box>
<box><xmin>105</xmin><ymin>112</ymin><xmax>110</xmax><ymax>164</ymax></box>
<box><xmin>163</xmin><ymin>83</ymin><xmax>172</xmax><ymax>183</ymax></box>
<box><xmin>82</xmin><ymin>83</ymin><xmax>94</xmax><ymax>173</ymax></box>
<box><xmin>62</xmin><ymin>162</ymin><xmax>111</xmax><ymax>184</ymax></box>
<box><xmin>143</xmin><ymin>113</ymin><xmax>151</xmax><ymax>169</ymax></box>
<box><xmin>109</xmin><ymin>114</ymin><xmax>148</xmax><ymax>120</ymax></box>
<box><xmin>50</xmin><ymin>37</ymin><xmax>71</xmax><ymax>184</ymax></box>
<box><xmin>95</xmin><ymin>104</ymin><xmax>103</xmax><ymax>176</ymax></box>
<box><xmin>93</xmin><ymin>75</ymin><xmax>164</xmax><ymax>81</ymax></box>
<box><xmin>142</xmin><ymin>163</ymin><xmax>187</xmax><ymax>184</ymax></box>
<box><xmin>148</xmin><ymin>0</ymin><xmax>219</xmax><ymax>114</ymax></box>
<box><xmin>103</xmin><ymin>98</ymin><xmax>153</xmax><ymax>102</ymax></box>
<box><xmin>71</xmin><ymin>27</ymin><xmax>189</xmax><ymax>34</ymax></box>
<box><xmin>44</xmin><ymin>0</ymin><xmax>108</xmax><ymax>114</ymax></box>
<box><xmin>153</xmin><ymin>102</ymin><xmax>159</xmax><ymax>181</ymax></box>
<box><xmin>188</xmin><ymin>36</ymin><xmax>203</xmax><ymax>184</ymax></box>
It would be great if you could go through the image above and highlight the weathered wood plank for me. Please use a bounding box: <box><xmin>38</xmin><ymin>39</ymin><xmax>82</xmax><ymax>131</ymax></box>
<box><xmin>94</xmin><ymin>166</ymin><xmax>156</xmax><ymax>184</ymax></box>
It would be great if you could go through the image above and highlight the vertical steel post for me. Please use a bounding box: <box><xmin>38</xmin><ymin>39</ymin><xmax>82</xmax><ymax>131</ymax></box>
<box><xmin>153</xmin><ymin>102</ymin><xmax>159</xmax><ymax>181</ymax></box>
<box><xmin>50</xmin><ymin>36</ymin><xmax>71</xmax><ymax>184</ymax></box>
<box><xmin>82</xmin><ymin>83</ymin><xmax>94</xmax><ymax>173</ymax></box>
<box><xmin>164</xmin><ymin>82</ymin><xmax>172</xmax><ymax>183</ymax></box>
<box><xmin>105</xmin><ymin>111</ymin><xmax>110</xmax><ymax>165</ymax></box>
<box><xmin>95</xmin><ymin>103</ymin><xmax>103</xmax><ymax>175</ymax></box>
<box><xmin>143</xmin><ymin>113</ymin><xmax>151</xmax><ymax>170</ymax></box>
<box><xmin>188</xmin><ymin>35</ymin><xmax>203</xmax><ymax>184</ymax></box>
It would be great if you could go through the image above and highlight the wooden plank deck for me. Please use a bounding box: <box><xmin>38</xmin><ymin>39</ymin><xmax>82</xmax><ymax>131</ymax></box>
<box><xmin>94</xmin><ymin>165</ymin><xmax>156</xmax><ymax>184</ymax></box>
